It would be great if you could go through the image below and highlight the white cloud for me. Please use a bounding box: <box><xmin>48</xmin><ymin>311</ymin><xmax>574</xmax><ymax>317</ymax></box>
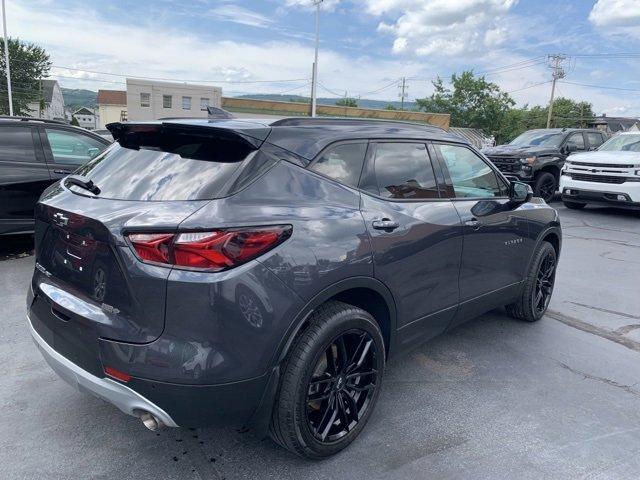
<box><xmin>589</xmin><ymin>0</ymin><xmax>640</xmax><ymax>39</ymax></box>
<box><xmin>208</xmin><ymin>5</ymin><xmax>273</xmax><ymax>28</ymax></box>
<box><xmin>285</xmin><ymin>0</ymin><xmax>341</xmax><ymax>11</ymax></box>
<box><xmin>363</xmin><ymin>0</ymin><xmax>517</xmax><ymax>56</ymax></box>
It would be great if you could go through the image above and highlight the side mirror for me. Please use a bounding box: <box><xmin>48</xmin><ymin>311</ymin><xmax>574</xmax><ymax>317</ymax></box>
<box><xmin>510</xmin><ymin>181</ymin><xmax>533</xmax><ymax>204</ymax></box>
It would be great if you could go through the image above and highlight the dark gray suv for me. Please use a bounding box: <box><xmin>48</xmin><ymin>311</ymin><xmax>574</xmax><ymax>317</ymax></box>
<box><xmin>27</xmin><ymin>117</ymin><xmax>561</xmax><ymax>458</ymax></box>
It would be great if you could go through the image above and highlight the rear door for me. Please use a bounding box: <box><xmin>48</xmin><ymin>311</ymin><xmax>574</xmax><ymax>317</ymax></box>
<box><xmin>0</xmin><ymin>124</ymin><xmax>50</xmax><ymax>234</ymax></box>
<box><xmin>359</xmin><ymin>141</ymin><xmax>463</xmax><ymax>348</ymax></box>
<box><xmin>585</xmin><ymin>131</ymin><xmax>606</xmax><ymax>151</ymax></box>
<box><xmin>432</xmin><ymin>142</ymin><xmax>532</xmax><ymax>327</ymax></box>
<box><xmin>39</xmin><ymin>126</ymin><xmax>109</xmax><ymax>179</ymax></box>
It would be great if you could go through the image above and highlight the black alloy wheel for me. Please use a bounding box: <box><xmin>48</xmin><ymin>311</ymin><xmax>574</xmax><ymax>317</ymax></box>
<box><xmin>306</xmin><ymin>330</ymin><xmax>378</xmax><ymax>443</ymax></box>
<box><xmin>533</xmin><ymin>250</ymin><xmax>556</xmax><ymax>316</ymax></box>
<box><xmin>535</xmin><ymin>172</ymin><xmax>557</xmax><ymax>203</ymax></box>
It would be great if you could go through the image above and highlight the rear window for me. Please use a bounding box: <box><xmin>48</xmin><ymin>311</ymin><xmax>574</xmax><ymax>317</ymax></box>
<box><xmin>72</xmin><ymin>134</ymin><xmax>257</xmax><ymax>201</ymax></box>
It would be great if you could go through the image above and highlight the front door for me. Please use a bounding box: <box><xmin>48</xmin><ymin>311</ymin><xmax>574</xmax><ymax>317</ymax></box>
<box><xmin>359</xmin><ymin>141</ymin><xmax>463</xmax><ymax>349</ymax></box>
<box><xmin>432</xmin><ymin>142</ymin><xmax>532</xmax><ymax>327</ymax></box>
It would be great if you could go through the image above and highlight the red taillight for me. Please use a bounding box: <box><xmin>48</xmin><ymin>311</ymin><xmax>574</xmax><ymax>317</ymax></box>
<box><xmin>104</xmin><ymin>366</ymin><xmax>131</xmax><ymax>383</ymax></box>
<box><xmin>126</xmin><ymin>225</ymin><xmax>291</xmax><ymax>271</ymax></box>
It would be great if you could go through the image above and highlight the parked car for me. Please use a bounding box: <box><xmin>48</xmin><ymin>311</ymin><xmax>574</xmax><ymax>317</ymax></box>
<box><xmin>27</xmin><ymin>117</ymin><xmax>561</xmax><ymax>458</ymax></box>
<box><xmin>483</xmin><ymin>128</ymin><xmax>608</xmax><ymax>203</ymax></box>
<box><xmin>0</xmin><ymin>117</ymin><xmax>110</xmax><ymax>235</ymax></box>
<box><xmin>561</xmin><ymin>132</ymin><xmax>640</xmax><ymax>211</ymax></box>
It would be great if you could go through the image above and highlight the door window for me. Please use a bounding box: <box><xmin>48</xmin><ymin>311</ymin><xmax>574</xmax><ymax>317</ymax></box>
<box><xmin>0</xmin><ymin>127</ymin><xmax>38</xmax><ymax>162</ymax></box>
<box><xmin>44</xmin><ymin>129</ymin><xmax>106</xmax><ymax>166</ymax></box>
<box><xmin>309</xmin><ymin>142</ymin><xmax>367</xmax><ymax>187</ymax></box>
<box><xmin>370</xmin><ymin>142</ymin><xmax>439</xmax><ymax>199</ymax></box>
<box><xmin>436</xmin><ymin>144</ymin><xmax>504</xmax><ymax>198</ymax></box>
<box><xmin>586</xmin><ymin>132</ymin><xmax>604</xmax><ymax>149</ymax></box>
<box><xmin>566</xmin><ymin>133</ymin><xmax>585</xmax><ymax>150</ymax></box>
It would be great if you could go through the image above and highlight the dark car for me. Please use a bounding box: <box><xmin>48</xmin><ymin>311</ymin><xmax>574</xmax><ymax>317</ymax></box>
<box><xmin>27</xmin><ymin>117</ymin><xmax>561</xmax><ymax>458</ymax></box>
<box><xmin>483</xmin><ymin>128</ymin><xmax>608</xmax><ymax>203</ymax></box>
<box><xmin>0</xmin><ymin>117</ymin><xmax>111</xmax><ymax>235</ymax></box>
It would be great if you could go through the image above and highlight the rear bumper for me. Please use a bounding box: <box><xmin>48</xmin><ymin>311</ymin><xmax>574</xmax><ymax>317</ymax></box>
<box><xmin>28</xmin><ymin>313</ymin><xmax>179</xmax><ymax>427</ymax></box>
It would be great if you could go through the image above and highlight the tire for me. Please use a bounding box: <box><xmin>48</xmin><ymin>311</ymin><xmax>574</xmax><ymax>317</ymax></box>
<box><xmin>269</xmin><ymin>301</ymin><xmax>385</xmax><ymax>459</ymax></box>
<box><xmin>563</xmin><ymin>200</ymin><xmax>586</xmax><ymax>210</ymax></box>
<box><xmin>506</xmin><ymin>241</ymin><xmax>557</xmax><ymax>322</ymax></box>
<box><xmin>534</xmin><ymin>172</ymin><xmax>557</xmax><ymax>203</ymax></box>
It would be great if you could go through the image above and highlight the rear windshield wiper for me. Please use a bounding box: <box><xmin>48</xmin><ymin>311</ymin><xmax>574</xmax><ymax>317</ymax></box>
<box><xmin>65</xmin><ymin>175</ymin><xmax>101</xmax><ymax>195</ymax></box>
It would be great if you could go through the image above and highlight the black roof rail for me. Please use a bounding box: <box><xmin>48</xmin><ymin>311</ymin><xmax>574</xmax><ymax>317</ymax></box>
<box><xmin>270</xmin><ymin>116</ymin><xmax>446</xmax><ymax>131</ymax></box>
<box><xmin>0</xmin><ymin>115</ymin><xmax>69</xmax><ymax>125</ymax></box>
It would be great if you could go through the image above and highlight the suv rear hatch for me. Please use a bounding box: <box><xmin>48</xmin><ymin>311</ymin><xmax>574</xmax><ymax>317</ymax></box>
<box><xmin>29</xmin><ymin>122</ymin><xmax>270</xmax><ymax>360</ymax></box>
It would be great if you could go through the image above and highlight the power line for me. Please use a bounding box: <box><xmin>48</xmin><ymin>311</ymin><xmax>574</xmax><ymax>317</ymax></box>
<box><xmin>507</xmin><ymin>80</ymin><xmax>552</xmax><ymax>93</ymax></box>
<box><xmin>559</xmin><ymin>80</ymin><xmax>640</xmax><ymax>92</ymax></box>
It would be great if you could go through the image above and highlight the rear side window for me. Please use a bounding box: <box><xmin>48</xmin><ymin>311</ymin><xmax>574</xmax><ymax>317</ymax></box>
<box><xmin>73</xmin><ymin>134</ymin><xmax>257</xmax><ymax>201</ymax></box>
<box><xmin>436</xmin><ymin>144</ymin><xmax>504</xmax><ymax>198</ymax></box>
<box><xmin>0</xmin><ymin>126</ymin><xmax>38</xmax><ymax>162</ymax></box>
<box><xmin>310</xmin><ymin>142</ymin><xmax>366</xmax><ymax>187</ymax></box>
<box><xmin>371</xmin><ymin>142</ymin><xmax>439</xmax><ymax>199</ymax></box>
<box><xmin>45</xmin><ymin>128</ymin><xmax>106</xmax><ymax>165</ymax></box>
<box><xmin>566</xmin><ymin>133</ymin><xmax>585</xmax><ymax>150</ymax></box>
<box><xmin>586</xmin><ymin>132</ymin><xmax>604</xmax><ymax>149</ymax></box>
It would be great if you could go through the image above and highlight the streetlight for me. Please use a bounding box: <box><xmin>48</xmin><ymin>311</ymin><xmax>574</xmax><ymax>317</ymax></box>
<box><xmin>310</xmin><ymin>0</ymin><xmax>322</xmax><ymax>117</ymax></box>
<box><xmin>2</xmin><ymin>0</ymin><xmax>13</xmax><ymax>116</ymax></box>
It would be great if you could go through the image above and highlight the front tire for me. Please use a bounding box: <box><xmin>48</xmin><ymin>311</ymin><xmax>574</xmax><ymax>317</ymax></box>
<box><xmin>506</xmin><ymin>241</ymin><xmax>557</xmax><ymax>322</ymax></box>
<box><xmin>269</xmin><ymin>301</ymin><xmax>385</xmax><ymax>459</ymax></box>
<box><xmin>534</xmin><ymin>172</ymin><xmax>557</xmax><ymax>203</ymax></box>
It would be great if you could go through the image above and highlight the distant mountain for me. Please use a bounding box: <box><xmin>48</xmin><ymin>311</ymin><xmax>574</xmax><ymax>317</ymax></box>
<box><xmin>235</xmin><ymin>93</ymin><xmax>419</xmax><ymax>111</ymax></box>
<box><xmin>62</xmin><ymin>88</ymin><xmax>97</xmax><ymax>109</ymax></box>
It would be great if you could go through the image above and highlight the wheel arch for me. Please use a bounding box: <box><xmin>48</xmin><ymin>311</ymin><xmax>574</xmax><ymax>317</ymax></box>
<box><xmin>273</xmin><ymin>277</ymin><xmax>398</xmax><ymax>367</ymax></box>
<box><xmin>538</xmin><ymin>163</ymin><xmax>561</xmax><ymax>183</ymax></box>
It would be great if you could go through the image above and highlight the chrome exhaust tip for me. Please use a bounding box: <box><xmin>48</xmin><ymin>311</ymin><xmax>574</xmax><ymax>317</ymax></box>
<box><xmin>139</xmin><ymin>411</ymin><xmax>164</xmax><ymax>431</ymax></box>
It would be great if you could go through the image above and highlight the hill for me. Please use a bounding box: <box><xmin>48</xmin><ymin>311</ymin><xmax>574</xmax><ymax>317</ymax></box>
<box><xmin>61</xmin><ymin>88</ymin><xmax>97</xmax><ymax>109</ymax></box>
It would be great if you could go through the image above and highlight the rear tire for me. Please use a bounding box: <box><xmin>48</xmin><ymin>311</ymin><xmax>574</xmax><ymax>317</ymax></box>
<box><xmin>563</xmin><ymin>200</ymin><xmax>586</xmax><ymax>210</ymax></box>
<box><xmin>534</xmin><ymin>172</ymin><xmax>557</xmax><ymax>203</ymax></box>
<box><xmin>506</xmin><ymin>241</ymin><xmax>557</xmax><ymax>322</ymax></box>
<box><xmin>269</xmin><ymin>301</ymin><xmax>385</xmax><ymax>459</ymax></box>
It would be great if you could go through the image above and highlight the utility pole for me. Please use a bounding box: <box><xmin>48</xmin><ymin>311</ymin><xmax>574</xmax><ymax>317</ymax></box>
<box><xmin>310</xmin><ymin>0</ymin><xmax>323</xmax><ymax>117</ymax></box>
<box><xmin>546</xmin><ymin>54</ymin><xmax>566</xmax><ymax>128</ymax></box>
<box><xmin>2</xmin><ymin>0</ymin><xmax>13</xmax><ymax>116</ymax></box>
<box><xmin>398</xmin><ymin>77</ymin><xmax>408</xmax><ymax>110</ymax></box>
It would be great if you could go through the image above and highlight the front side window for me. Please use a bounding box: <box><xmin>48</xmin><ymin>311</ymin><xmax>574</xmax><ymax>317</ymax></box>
<box><xmin>586</xmin><ymin>132</ymin><xmax>604</xmax><ymax>149</ymax></box>
<box><xmin>200</xmin><ymin>97</ymin><xmax>210</xmax><ymax>110</ymax></box>
<box><xmin>371</xmin><ymin>142</ymin><xmax>439</xmax><ymax>199</ymax></box>
<box><xmin>182</xmin><ymin>96</ymin><xmax>191</xmax><ymax>110</ymax></box>
<box><xmin>436</xmin><ymin>144</ymin><xmax>503</xmax><ymax>198</ymax></box>
<box><xmin>0</xmin><ymin>126</ymin><xmax>38</xmax><ymax>162</ymax></box>
<box><xmin>140</xmin><ymin>93</ymin><xmax>150</xmax><ymax>107</ymax></box>
<box><xmin>310</xmin><ymin>142</ymin><xmax>367</xmax><ymax>187</ymax></box>
<box><xmin>45</xmin><ymin>129</ymin><xmax>106</xmax><ymax>165</ymax></box>
<box><xmin>566</xmin><ymin>133</ymin><xmax>585</xmax><ymax>150</ymax></box>
<box><xmin>162</xmin><ymin>95</ymin><xmax>172</xmax><ymax>109</ymax></box>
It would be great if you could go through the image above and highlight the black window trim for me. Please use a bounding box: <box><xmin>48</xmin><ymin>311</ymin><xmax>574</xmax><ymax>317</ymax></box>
<box><xmin>431</xmin><ymin>140</ymin><xmax>511</xmax><ymax>201</ymax></box>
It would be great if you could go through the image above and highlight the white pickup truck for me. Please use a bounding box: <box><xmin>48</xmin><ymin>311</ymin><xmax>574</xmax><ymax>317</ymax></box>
<box><xmin>560</xmin><ymin>132</ymin><xmax>640</xmax><ymax>211</ymax></box>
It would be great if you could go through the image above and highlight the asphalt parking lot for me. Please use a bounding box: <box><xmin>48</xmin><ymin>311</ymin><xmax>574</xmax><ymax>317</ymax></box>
<box><xmin>1</xmin><ymin>203</ymin><xmax>639</xmax><ymax>480</ymax></box>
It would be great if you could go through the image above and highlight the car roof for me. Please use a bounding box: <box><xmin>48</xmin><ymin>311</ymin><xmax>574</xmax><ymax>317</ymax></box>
<box><xmin>109</xmin><ymin>117</ymin><xmax>465</xmax><ymax>161</ymax></box>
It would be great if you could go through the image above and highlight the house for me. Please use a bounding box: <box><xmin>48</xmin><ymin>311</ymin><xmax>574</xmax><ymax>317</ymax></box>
<box><xmin>73</xmin><ymin>107</ymin><xmax>98</xmax><ymax>130</ymax></box>
<box><xmin>26</xmin><ymin>79</ymin><xmax>66</xmax><ymax>120</ymax></box>
<box><xmin>589</xmin><ymin>114</ymin><xmax>640</xmax><ymax>134</ymax></box>
<box><xmin>96</xmin><ymin>90</ymin><xmax>127</xmax><ymax>129</ymax></box>
<box><xmin>126</xmin><ymin>78</ymin><xmax>222</xmax><ymax>121</ymax></box>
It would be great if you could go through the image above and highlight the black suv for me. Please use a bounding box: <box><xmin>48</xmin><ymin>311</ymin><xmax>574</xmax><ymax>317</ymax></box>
<box><xmin>0</xmin><ymin>117</ymin><xmax>110</xmax><ymax>235</ymax></box>
<box><xmin>27</xmin><ymin>117</ymin><xmax>561</xmax><ymax>458</ymax></box>
<box><xmin>483</xmin><ymin>128</ymin><xmax>608</xmax><ymax>203</ymax></box>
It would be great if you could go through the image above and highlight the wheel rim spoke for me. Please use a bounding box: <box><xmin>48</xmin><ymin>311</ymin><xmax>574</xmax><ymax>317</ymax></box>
<box><xmin>533</xmin><ymin>252</ymin><xmax>555</xmax><ymax>314</ymax></box>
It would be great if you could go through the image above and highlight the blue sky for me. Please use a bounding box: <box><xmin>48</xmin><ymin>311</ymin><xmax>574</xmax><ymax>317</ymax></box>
<box><xmin>8</xmin><ymin>0</ymin><xmax>640</xmax><ymax>115</ymax></box>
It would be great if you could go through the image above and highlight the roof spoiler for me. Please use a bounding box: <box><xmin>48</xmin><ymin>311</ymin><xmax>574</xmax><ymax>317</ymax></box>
<box><xmin>207</xmin><ymin>106</ymin><xmax>235</xmax><ymax>119</ymax></box>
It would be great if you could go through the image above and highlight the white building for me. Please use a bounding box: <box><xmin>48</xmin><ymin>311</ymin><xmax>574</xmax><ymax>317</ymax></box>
<box><xmin>96</xmin><ymin>90</ymin><xmax>127</xmax><ymax>129</ymax></box>
<box><xmin>73</xmin><ymin>107</ymin><xmax>98</xmax><ymax>130</ymax></box>
<box><xmin>27</xmin><ymin>79</ymin><xmax>66</xmax><ymax>120</ymax></box>
<box><xmin>126</xmin><ymin>78</ymin><xmax>222</xmax><ymax>121</ymax></box>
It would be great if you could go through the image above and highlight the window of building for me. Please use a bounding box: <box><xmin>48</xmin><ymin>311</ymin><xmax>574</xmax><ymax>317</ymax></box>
<box><xmin>120</xmin><ymin>110</ymin><xmax>128</xmax><ymax>121</ymax></box>
<box><xmin>140</xmin><ymin>93</ymin><xmax>150</xmax><ymax>107</ymax></box>
<box><xmin>182</xmin><ymin>96</ymin><xmax>192</xmax><ymax>110</ymax></box>
<box><xmin>310</xmin><ymin>143</ymin><xmax>367</xmax><ymax>187</ymax></box>
<box><xmin>370</xmin><ymin>142</ymin><xmax>439</xmax><ymax>199</ymax></box>
<box><xmin>200</xmin><ymin>97</ymin><xmax>210</xmax><ymax>110</ymax></box>
<box><xmin>163</xmin><ymin>95</ymin><xmax>172</xmax><ymax>109</ymax></box>
<box><xmin>435</xmin><ymin>144</ymin><xmax>504</xmax><ymax>198</ymax></box>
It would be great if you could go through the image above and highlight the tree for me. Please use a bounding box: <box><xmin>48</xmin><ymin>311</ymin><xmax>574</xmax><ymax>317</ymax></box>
<box><xmin>0</xmin><ymin>38</ymin><xmax>51</xmax><ymax>116</ymax></box>
<box><xmin>384</xmin><ymin>104</ymin><xmax>397</xmax><ymax>110</ymax></box>
<box><xmin>70</xmin><ymin>116</ymin><xmax>80</xmax><ymax>126</ymax></box>
<box><xmin>416</xmin><ymin>71</ymin><xmax>515</xmax><ymax>139</ymax></box>
<box><xmin>335</xmin><ymin>97</ymin><xmax>358</xmax><ymax>108</ymax></box>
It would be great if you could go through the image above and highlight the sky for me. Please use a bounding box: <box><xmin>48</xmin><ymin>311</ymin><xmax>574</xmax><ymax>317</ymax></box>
<box><xmin>6</xmin><ymin>0</ymin><xmax>640</xmax><ymax>116</ymax></box>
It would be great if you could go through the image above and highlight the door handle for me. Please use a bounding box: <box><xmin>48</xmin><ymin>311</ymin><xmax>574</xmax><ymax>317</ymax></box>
<box><xmin>54</xmin><ymin>169</ymin><xmax>74</xmax><ymax>175</ymax></box>
<box><xmin>372</xmin><ymin>218</ymin><xmax>399</xmax><ymax>231</ymax></box>
<box><xmin>465</xmin><ymin>219</ymin><xmax>481</xmax><ymax>229</ymax></box>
